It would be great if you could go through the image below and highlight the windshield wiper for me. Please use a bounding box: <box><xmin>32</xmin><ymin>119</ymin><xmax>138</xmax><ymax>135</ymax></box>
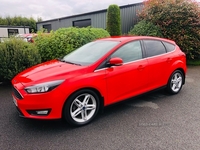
<box><xmin>57</xmin><ymin>58</ymin><xmax>81</xmax><ymax>66</ymax></box>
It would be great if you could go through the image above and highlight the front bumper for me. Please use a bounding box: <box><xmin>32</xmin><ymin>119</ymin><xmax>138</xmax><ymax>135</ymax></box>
<box><xmin>12</xmin><ymin>84</ymin><xmax>67</xmax><ymax>120</ymax></box>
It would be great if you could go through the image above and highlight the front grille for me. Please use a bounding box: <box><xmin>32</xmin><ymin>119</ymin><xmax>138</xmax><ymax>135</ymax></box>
<box><xmin>12</xmin><ymin>86</ymin><xmax>23</xmax><ymax>99</ymax></box>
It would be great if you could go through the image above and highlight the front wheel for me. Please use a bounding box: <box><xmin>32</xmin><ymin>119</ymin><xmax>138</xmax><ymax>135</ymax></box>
<box><xmin>167</xmin><ymin>70</ymin><xmax>184</xmax><ymax>94</ymax></box>
<box><xmin>63</xmin><ymin>89</ymin><xmax>100</xmax><ymax>127</ymax></box>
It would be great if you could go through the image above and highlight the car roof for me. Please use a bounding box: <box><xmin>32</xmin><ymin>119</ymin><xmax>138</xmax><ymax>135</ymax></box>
<box><xmin>98</xmin><ymin>36</ymin><xmax>175</xmax><ymax>44</ymax></box>
<box><xmin>15</xmin><ymin>33</ymin><xmax>37</xmax><ymax>38</ymax></box>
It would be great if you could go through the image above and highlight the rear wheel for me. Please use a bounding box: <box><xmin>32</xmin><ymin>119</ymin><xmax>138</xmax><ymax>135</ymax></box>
<box><xmin>63</xmin><ymin>89</ymin><xmax>100</xmax><ymax>127</ymax></box>
<box><xmin>167</xmin><ymin>70</ymin><xmax>184</xmax><ymax>94</ymax></box>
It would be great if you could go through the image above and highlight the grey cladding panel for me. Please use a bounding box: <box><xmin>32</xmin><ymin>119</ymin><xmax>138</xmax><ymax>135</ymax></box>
<box><xmin>59</xmin><ymin>14</ymin><xmax>93</xmax><ymax>28</ymax></box>
<box><xmin>91</xmin><ymin>12</ymin><xmax>107</xmax><ymax>29</ymax></box>
<box><xmin>59</xmin><ymin>19</ymin><xmax>72</xmax><ymax>28</ymax></box>
<box><xmin>37</xmin><ymin>3</ymin><xmax>143</xmax><ymax>34</ymax></box>
<box><xmin>121</xmin><ymin>4</ymin><xmax>143</xmax><ymax>34</ymax></box>
<box><xmin>37</xmin><ymin>20</ymin><xmax>59</xmax><ymax>31</ymax></box>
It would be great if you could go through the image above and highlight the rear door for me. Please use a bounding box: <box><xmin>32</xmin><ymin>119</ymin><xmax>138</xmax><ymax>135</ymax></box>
<box><xmin>143</xmin><ymin>40</ymin><xmax>172</xmax><ymax>89</ymax></box>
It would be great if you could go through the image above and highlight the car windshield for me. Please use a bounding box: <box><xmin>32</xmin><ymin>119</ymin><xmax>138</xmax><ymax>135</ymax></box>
<box><xmin>62</xmin><ymin>40</ymin><xmax>119</xmax><ymax>65</ymax></box>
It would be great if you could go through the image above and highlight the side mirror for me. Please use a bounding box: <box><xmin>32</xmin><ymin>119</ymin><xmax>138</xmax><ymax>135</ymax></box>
<box><xmin>108</xmin><ymin>57</ymin><xmax>123</xmax><ymax>66</ymax></box>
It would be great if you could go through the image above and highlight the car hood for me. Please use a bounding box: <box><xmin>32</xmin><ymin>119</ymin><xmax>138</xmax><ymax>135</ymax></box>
<box><xmin>14</xmin><ymin>60</ymin><xmax>87</xmax><ymax>86</ymax></box>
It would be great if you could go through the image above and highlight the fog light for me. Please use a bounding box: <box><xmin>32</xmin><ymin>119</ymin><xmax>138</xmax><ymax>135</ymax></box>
<box><xmin>27</xmin><ymin>109</ymin><xmax>51</xmax><ymax>116</ymax></box>
<box><xmin>36</xmin><ymin>110</ymin><xmax>48</xmax><ymax>115</ymax></box>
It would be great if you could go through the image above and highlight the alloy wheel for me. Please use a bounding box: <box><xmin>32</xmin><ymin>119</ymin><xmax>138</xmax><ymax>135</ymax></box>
<box><xmin>70</xmin><ymin>93</ymin><xmax>97</xmax><ymax>123</ymax></box>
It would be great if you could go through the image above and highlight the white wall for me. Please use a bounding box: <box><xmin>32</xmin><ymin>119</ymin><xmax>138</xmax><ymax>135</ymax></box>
<box><xmin>18</xmin><ymin>28</ymin><xmax>29</xmax><ymax>34</ymax></box>
<box><xmin>0</xmin><ymin>28</ymin><xmax>8</xmax><ymax>37</ymax></box>
<box><xmin>0</xmin><ymin>27</ymin><xmax>30</xmax><ymax>38</ymax></box>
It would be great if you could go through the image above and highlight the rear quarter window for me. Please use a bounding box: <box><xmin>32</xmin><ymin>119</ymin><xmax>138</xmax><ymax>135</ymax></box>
<box><xmin>163</xmin><ymin>42</ymin><xmax>175</xmax><ymax>52</ymax></box>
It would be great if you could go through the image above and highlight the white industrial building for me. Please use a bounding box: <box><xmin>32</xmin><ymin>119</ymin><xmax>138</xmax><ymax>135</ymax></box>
<box><xmin>0</xmin><ymin>25</ymin><xmax>29</xmax><ymax>40</ymax></box>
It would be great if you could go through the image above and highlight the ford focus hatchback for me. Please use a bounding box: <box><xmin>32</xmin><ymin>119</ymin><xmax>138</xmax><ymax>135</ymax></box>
<box><xmin>12</xmin><ymin>36</ymin><xmax>187</xmax><ymax>126</ymax></box>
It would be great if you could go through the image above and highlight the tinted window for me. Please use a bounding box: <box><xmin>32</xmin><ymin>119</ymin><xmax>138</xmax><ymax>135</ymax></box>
<box><xmin>73</xmin><ymin>19</ymin><xmax>91</xmax><ymax>28</ymax></box>
<box><xmin>8</xmin><ymin>29</ymin><xmax>19</xmax><ymax>37</ymax></box>
<box><xmin>63</xmin><ymin>41</ymin><xmax>119</xmax><ymax>65</ymax></box>
<box><xmin>43</xmin><ymin>24</ymin><xmax>52</xmax><ymax>32</ymax></box>
<box><xmin>111</xmin><ymin>41</ymin><xmax>142</xmax><ymax>63</ymax></box>
<box><xmin>144</xmin><ymin>40</ymin><xmax>166</xmax><ymax>57</ymax></box>
<box><xmin>163</xmin><ymin>41</ymin><xmax>175</xmax><ymax>52</ymax></box>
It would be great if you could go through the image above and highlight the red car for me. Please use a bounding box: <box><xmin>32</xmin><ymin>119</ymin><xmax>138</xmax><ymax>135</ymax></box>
<box><xmin>12</xmin><ymin>36</ymin><xmax>187</xmax><ymax>126</ymax></box>
<box><xmin>15</xmin><ymin>33</ymin><xmax>37</xmax><ymax>43</ymax></box>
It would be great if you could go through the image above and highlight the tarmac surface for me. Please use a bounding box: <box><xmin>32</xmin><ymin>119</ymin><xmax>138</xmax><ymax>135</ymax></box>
<box><xmin>0</xmin><ymin>66</ymin><xmax>200</xmax><ymax>150</ymax></box>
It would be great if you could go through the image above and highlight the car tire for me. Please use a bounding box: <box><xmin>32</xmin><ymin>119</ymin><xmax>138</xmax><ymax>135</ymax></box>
<box><xmin>63</xmin><ymin>89</ymin><xmax>100</xmax><ymax>127</ymax></box>
<box><xmin>167</xmin><ymin>70</ymin><xmax>184</xmax><ymax>94</ymax></box>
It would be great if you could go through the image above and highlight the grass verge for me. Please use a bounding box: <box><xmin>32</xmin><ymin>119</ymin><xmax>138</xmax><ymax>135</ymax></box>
<box><xmin>187</xmin><ymin>59</ymin><xmax>200</xmax><ymax>66</ymax></box>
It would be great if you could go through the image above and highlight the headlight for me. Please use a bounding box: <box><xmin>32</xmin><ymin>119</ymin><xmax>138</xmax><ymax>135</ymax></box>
<box><xmin>25</xmin><ymin>80</ymin><xmax>64</xmax><ymax>94</ymax></box>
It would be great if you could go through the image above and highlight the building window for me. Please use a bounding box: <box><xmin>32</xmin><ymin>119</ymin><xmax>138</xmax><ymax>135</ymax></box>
<box><xmin>43</xmin><ymin>24</ymin><xmax>52</xmax><ymax>32</ymax></box>
<box><xmin>73</xmin><ymin>19</ymin><xmax>91</xmax><ymax>28</ymax></box>
<box><xmin>8</xmin><ymin>29</ymin><xmax>19</xmax><ymax>37</ymax></box>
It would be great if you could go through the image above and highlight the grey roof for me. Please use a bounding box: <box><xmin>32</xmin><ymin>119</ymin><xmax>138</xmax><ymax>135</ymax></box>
<box><xmin>0</xmin><ymin>25</ymin><xmax>30</xmax><ymax>28</ymax></box>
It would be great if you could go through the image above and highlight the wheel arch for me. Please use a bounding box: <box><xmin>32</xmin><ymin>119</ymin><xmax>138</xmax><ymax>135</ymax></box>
<box><xmin>169</xmin><ymin>59</ymin><xmax>186</xmax><ymax>85</ymax></box>
<box><xmin>61</xmin><ymin>87</ymin><xmax>104</xmax><ymax>118</ymax></box>
<box><xmin>173</xmin><ymin>68</ymin><xmax>186</xmax><ymax>85</ymax></box>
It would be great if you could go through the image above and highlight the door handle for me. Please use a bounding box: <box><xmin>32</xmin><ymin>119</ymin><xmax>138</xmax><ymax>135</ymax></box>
<box><xmin>137</xmin><ymin>65</ymin><xmax>145</xmax><ymax>71</ymax></box>
<box><xmin>167</xmin><ymin>58</ymin><xmax>172</xmax><ymax>63</ymax></box>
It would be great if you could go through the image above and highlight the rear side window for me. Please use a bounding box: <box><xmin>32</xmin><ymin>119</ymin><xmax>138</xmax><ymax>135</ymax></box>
<box><xmin>143</xmin><ymin>40</ymin><xmax>166</xmax><ymax>57</ymax></box>
<box><xmin>163</xmin><ymin>42</ymin><xmax>175</xmax><ymax>52</ymax></box>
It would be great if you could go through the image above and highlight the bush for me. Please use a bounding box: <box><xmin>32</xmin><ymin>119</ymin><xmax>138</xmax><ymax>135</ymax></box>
<box><xmin>0</xmin><ymin>38</ymin><xmax>41</xmax><ymax>82</ymax></box>
<box><xmin>106</xmin><ymin>4</ymin><xmax>122</xmax><ymax>36</ymax></box>
<box><xmin>139</xmin><ymin>0</ymin><xmax>200</xmax><ymax>60</ymax></box>
<box><xmin>129</xmin><ymin>20</ymin><xmax>163</xmax><ymax>37</ymax></box>
<box><xmin>35</xmin><ymin>27</ymin><xmax>110</xmax><ymax>62</ymax></box>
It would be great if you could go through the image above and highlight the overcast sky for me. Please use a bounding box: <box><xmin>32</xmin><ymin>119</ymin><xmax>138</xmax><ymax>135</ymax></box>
<box><xmin>0</xmin><ymin>0</ymin><xmax>199</xmax><ymax>21</ymax></box>
<box><xmin>0</xmin><ymin>0</ymin><xmax>142</xmax><ymax>20</ymax></box>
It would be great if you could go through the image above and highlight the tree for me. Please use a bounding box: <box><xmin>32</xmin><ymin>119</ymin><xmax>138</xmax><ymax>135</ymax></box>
<box><xmin>0</xmin><ymin>16</ymin><xmax>42</xmax><ymax>33</ymax></box>
<box><xmin>37</xmin><ymin>17</ymin><xmax>43</xmax><ymax>22</ymax></box>
<box><xmin>139</xmin><ymin>0</ymin><xmax>200</xmax><ymax>60</ymax></box>
<box><xmin>106</xmin><ymin>4</ymin><xmax>122</xmax><ymax>36</ymax></box>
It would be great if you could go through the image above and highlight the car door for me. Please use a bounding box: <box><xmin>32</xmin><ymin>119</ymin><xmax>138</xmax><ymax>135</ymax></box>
<box><xmin>143</xmin><ymin>40</ymin><xmax>171</xmax><ymax>89</ymax></box>
<box><xmin>105</xmin><ymin>40</ymin><xmax>149</xmax><ymax>105</ymax></box>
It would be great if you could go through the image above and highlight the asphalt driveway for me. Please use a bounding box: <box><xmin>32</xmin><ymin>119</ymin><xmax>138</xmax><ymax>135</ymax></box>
<box><xmin>0</xmin><ymin>66</ymin><xmax>200</xmax><ymax>150</ymax></box>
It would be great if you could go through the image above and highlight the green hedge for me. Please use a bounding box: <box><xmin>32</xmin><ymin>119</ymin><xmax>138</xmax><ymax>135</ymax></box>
<box><xmin>0</xmin><ymin>38</ymin><xmax>41</xmax><ymax>82</ymax></box>
<box><xmin>35</xmin><ymin>27</ymin><xmax>110</xmax><ymax>62</ymax></box>
<box><xmin>129</xmin><ymin>20</ymin><xmax>163</xmax><ymax>37</ymax></box>
<box><xmin>0</xmin><ymin>27</ymin><xmax>110</xmax><ymax>82</ymax></box>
